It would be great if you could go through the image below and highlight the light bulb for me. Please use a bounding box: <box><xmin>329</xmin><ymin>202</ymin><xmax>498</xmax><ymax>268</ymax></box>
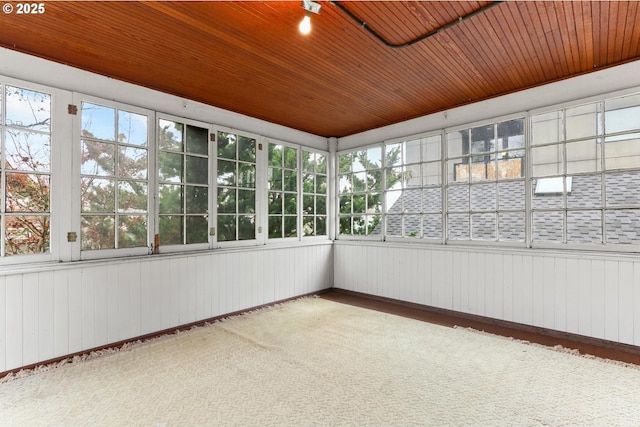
<box><xmin>299</xmin><ymin>14</ymin><xmax>311</xmax><ymax>35</ymax></box>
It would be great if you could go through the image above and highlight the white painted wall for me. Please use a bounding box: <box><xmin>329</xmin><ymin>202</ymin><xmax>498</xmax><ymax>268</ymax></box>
<box><xmin>1</xmin><ymin>243</ymin><xmax>333</xmax><ymax>372</ymax></box>
<box><xmin>334</xmin><ymin>240</ymin><xmax>640</xmax><ymax>346</ymax></box>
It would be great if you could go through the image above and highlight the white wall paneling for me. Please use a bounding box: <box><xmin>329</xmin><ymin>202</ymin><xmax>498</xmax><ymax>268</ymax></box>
<box><xmin>334</xmin><ymin>241</ymin><xmax>640</xmax><ymax>347</ymax></box>
<box><xmin>1</xmin><ymin>243</ymin><xmax>333</xmax><ymax>372</ymax></box>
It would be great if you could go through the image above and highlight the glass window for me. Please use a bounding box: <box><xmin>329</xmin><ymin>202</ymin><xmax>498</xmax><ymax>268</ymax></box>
<box><xmin>2</xmin><ymin>85</ymin><xmax>52</xmax><ymax>256</ymax></box>
<box><xmin>302</xmin><ymin>149</ymin><xmax>327</xmax><ymax>237</ymax></box>
<box><xmin>158</xmin><ymin>119</ymin><xmax>208</xmax><ymax>247</ymax></box>
<box><xmin>217</xmin><ymin>131</ymin><xmax>255</xmax><ymax>242</ymax></box>
<box><xmin>339</xmin><ymin>147</ymin><xmax>383</xmax><ymax>237</ymax></box>
<box><xmin>268</xmin><ymin>143</ymin><xmax>298</xmax><ymax>239</ymax></box>
<box><xmin>446</xmin><ymin>118</ymin><xmax>525</xmax><ymax>243</ymax></box>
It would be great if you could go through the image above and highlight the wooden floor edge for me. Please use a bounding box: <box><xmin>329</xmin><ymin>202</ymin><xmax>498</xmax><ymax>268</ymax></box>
<box><xmin>322</xmin><ymin>288</ymin><xmax>640</xmax><ymax>366</ymax></box>
<box><xmin>0</xmin><ymin>288</ymin><xmax>333</xmax><ymax>380</ymax></box>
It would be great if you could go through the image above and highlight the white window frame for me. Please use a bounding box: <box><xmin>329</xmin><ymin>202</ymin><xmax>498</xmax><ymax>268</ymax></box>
<box><xmin>300</xmin><ymin>146</ymin><xmax>330</xmax><ymax>241</ymax></box>
<box><xmin>74</xmin><ymin>94</ymin><xmax>156</xmax><ymax>260</ymax></box>
<box><xmin>155</xmin><ymin>113</ymin><xmax>213</xmax><ymax>254</ymax></box>
<box><xmin>0</xmin><ymin>76</ymin><xmax>65</xmax><ymax>265</ymax></box>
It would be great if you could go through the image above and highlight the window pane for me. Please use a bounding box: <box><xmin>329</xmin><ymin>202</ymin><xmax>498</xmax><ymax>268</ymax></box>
<box><xmin>186</xmin><ymin>216</ymin><xmax>208</xmax><ymax>244</ymax></box>
<box><xmin>238</xmin><ymin>189</ymin><xmax>255</xmax><ymax>214</ymax></box>
<box><xmin>367</xmin><ymin>147</ymin><xmax>382</xmax><ymax>169</ymax></box>
<box><xmin>118</xmin><ymin>110</ymin><xmax>148</xmax><ymax>146</ymax></box>
<box><xmin>316</xmin><ymin>154</ymin><xmax>327</xmax><ymax>174</ymax></box>
<box><xmin>404</xmin><ymin>215</ymin><xmax>421</xmax><ymax>237</ymax></box>
<box><xmin>449</xmin><ymin>159</ymin><xmax>469</xmax><ymax>183</ymax></box>
<box><xmin>82</xmin><ymin>140</ymin><xmax>115</xmax><ymax>176</ymax></box>
<box><xmin>81</xmin><ymin>178</ymin><xmax>115</xmax><ymax>213</ymax></box>
<box><xmin>447</xmin><ymin>130</ymin><xmax>467</xmax><ymax>158</ymax></box>
<box><xmin>186</xmin><ymin>125</ymin><xmax>208</xmax><ymax>155</ymax></box>
<box><xmin>339</xmin><ymin>195</ymin><xmax>351</xmax><ymax>214</ymax></box>
<box><xmin>604</xmin><ymin>137</ymin><xmax>640</xmax><ymax>170</ymax></box>
<box><xmin>352</xmin><ymin>194</ymin><xmax>366</xmax><ymax>214</ymax></box>
<box><xmin>495</xmin><ymin>158</ymin><xmax>523</xmax><ymax>179</ymax></box>
<box><xmin>532</xmin><ymin>211</ymin><xmax>563</xmax><ymax>243</ymax></box>
<box><xmin>5</xmin><ymin>215</ymin><xmax>49</xmax><ymax>255</ymax></box>
<box><xmin>367</xmin><ymin>170</ymin><xmax>382</xmax><ymax>191</ymax></box>
<box><xmin>238</xmin><ymin>137</ymin><xmax>256</xmax><ymax>163</ymax></box>
<box><xmin>532</xmin><ymin>145</ymin><xmax>564</xmax><ymax>177</ymax></box>
<box><xmin>269</xmin><ymin>216</ymin><xmax>282</xmax><ymax>238</ymax></box>
<box><xmin>317</xmin><ymin>216</ymin><xmax>326</xmax><ymax>235</ymax></box>
<box><xmin>159</xmin><ymin>152</ymin><xmax>183</xmax><ymax>183</ymax></box>
<box><xmin>158</xmin><ymin>184</ymin><xmax>183</xmax><ymax>214</ymax></box>
<box><xmin>283</xmin><ymin>169</ymin><xmax>296</xmax><ymax>191</ymax></box>
<box><xmin>218</xmin><ymin>188</ymin><xmax>236</xmax><ymax>214</ymax></box>
<box><xmin>217</xmin><ymin>160</ymin><xmax>235</xmax><ymax>186</ymax></box>
<box><xmin>118</xmin><ymin>215</ymin><xmax>147</xmax><ymax>248</ymax></box>
<box><xmin>385</xmin><ymin>144</ymin><xmax>402</xmax><ymax>167</ymax></box>
<box><xmin>470</xmin><ymin>183</ymin><xmax>496</xmax><ymax>211</ymax></box>
<box><xmin>303</xmin><ymin>195</ymin><xmax>314</xmax><ymax>215</ymax></box>
<box><xmin>317</xmin><ymin>196</ymin><xmax>326</xmax><ymax>215</ymax></box>
<box><xmin>422</xmin><ymin>162</ymin><xmax>440</xmax><ymax>186</ymax></box>
<box><xmin>82</xmin><ymin>103</ymin><xmax>115</xmax><ymax>141</ymax></box>
<box><xmin>269</xmin><ymin>144</ymin><xmax>283</xmax><ymax>167</ymax></box>
<box><xmin>447</xmin><ymin>185</ymin><xmax>469</xmax><ymax>211</ymax></box>
<box><xmin>303</xmin><ymin>216</ymin><xmax>315</xmax><ymax>236</ymax></box>
<box><xmin>566</xmin><ymin>139</ymin><xmax>601</xmax><ymax>174</ymax></box>
<box><xmin>422</xmin><ymin>214</ymin><xmax>442</xmax><ymax>239</ymax></box>
<box><xmin>422</xmin><ymin>188</ymin><xmax>441</xmax><ymax>212</ymax></box>
<box><xmin>386</xmin><ymin>215</ymin><xmax>401</xmax><ymax>237</ymax></box>
<box><xmin>338</xmin><ymin>153</ymin><xmax>351</xmax><ymax>173</ymax></box>
<box><xmin>531</xmin><ymin>111</ymin><xmax>562</xmax><ymax>145</ymax></box>
<box><xmin>352</xmin><ymin>151</ymin><xmax>366</xmax><ymax>173</ymax></box>
<box><xmin>6</xmin><ymin>173</ymin><xmax>50</xmax><ymax>212</ymax></box>
<box><xmin>217</xmin><ymin>215</ymin><xmax>236</xmax><ymax>242</ymax></box>
<box><xmin>401</xmin><ymin>189</ymin><xmax>421</xmax><ymax>213</ymax></box>
<box><xmin>498</xmin><ymin>212</ymin><xmax>525</xmax><ymax>242</ymax></box>
<box><xmin>186</xmin><ymin>186</ymin><xmax>208</xmax><ymax>214</ymax></box>
<box><xmin>118</xmin><ymin>146</ymin><xmax>147</xmax><ymax>179</ymax></box>
<box><xmin>368</xmin><ymin>193</ymin><xmax>382</xmax><ymax>214</ymax></box>
<box><xmin>269</xmin><ymin>192</ymin><xmax>282</xmax><ymax>214</ymax></box>
<box><xmin>497</xmin><ymin>119</ymin><xmax>524</xmax><ymax>151</ymax></box>
<box><xmin>118</xmin><ymin>181</ymin><xmax>147</xmax><ymax>213</ymax></box>
<box><xmin>81</xmin><ymin>215</ymin><xmax>115</xmax><ymax>250</ymax></box>
<box><xmin>566</xmin><ymin>103</ymin><xmax>600</xmax><ymax>140</ymax></box>
<box><xmin>284</xmin><ymin>216</ymin><xmax>297</xmax><ymax>238</ymax></box>
<box><xmin>498</xmin><ymin>181</ymin><xmax>525</xmax><ymax>210</ymax></box>
<box><xmin>302</xmin><ymin>150</ymin><xmax>314</xmax><ymax>172</ymax></box>
<box><xmin>316</xmin><ymin>175</ymin><xmax>327</xmax><ymax>194</ymax></box>
<box><xmin>186</xmin><ymin>155</ymin><xmax>208</xmax><ymax>185</ymax></box>
<box><xmin>238</xmin><ymin>215</ymin><xmax>255</xmax><ymax>240</ymax></box>
<box><xmin>353</xmin><ymin>171</ymin><xmax>366</xmax><ymax>192</ymax></box>
<box><xmin>284</xmin><ymin>194</ymin><xmax>297</xmax><ymax>215</ymax></box>
<box><xmin>471</xmin><ymin>212</ymin><xmax>496</xmax><ymax>240</ymax></box>
<box><xmin>386</xmin><ymin>167</ymin><xmax>403</xmax><ymax>190</ymax></box>
<box><xmin>217</xmin><ymin>132</ymin><xmax>237</xmax><ymax>159</ymax></box>
<box><xmin>159</xmin><ymin>120</ymin><xmax>183</xmax><ymax>151</ymax></box>
<box><xmin>5</xmin><ymin>130</ymin><xmax>50</xmax><ymax>172</ymax></box>
<box><xmin>238</xmin><ymin>163</ymin><xmax>256</xmax><ymax>188</ymax></box>
<box><xmin>531</xmin><ymin>180</ymin><xmax>564</xmax><ymax>210</ymax></box>
<box><xmin>470</xmin><ymin>124</ymin><xmax>494</xmax><ymax>154</ymax></box>
<box><xmin>6</xmin><ymin>86</ymin><xmax>51</xmax><ymax>132</ymax></box>
<box><xmin>606</xmin><ymin>171</ymin><xmax>640</xmax><ymax>207</ymax></box>
<box><xmin>269</xmin><ymin>167</ymin><xmax>283</xmax><ymax>191</ymax></box>
<box><xmin>422</xmin><ymin>135</ymin><xmax>441</xmax><ymax>162</ymax></box>
<box><xmin>605</xmin><ymin>93</ymin><xmax>640</xmax><ymax>134</ymax></box>
<box><xmin>159</xmin><ymin>215</ymin><xmax>182</xmax><ymax>245</ymax></box>
<box><xmin>567</xmin><ymin>210</ymin><xmax>602</xmax><ymax>244</ymax></box>
<box><xmin>606</xmin><ymin>209</ymin><xmax>640</xmax><ymax>244</ymax></box>
<box><xmin>447</xmin><ymin>214</ymin><xmax>470</xmax><ymax>240</ymax></box>
<box><xmin>284</xmin><ymin>146</ymin><xmax>297</xmax><ymax>169</ymax></box>
<box><xmin>567</xmin><ymin>174</ymin><xmax>601</xmax><ymax>209</ymax></box>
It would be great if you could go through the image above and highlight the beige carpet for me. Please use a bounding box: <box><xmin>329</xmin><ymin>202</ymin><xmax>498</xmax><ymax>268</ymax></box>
<box><xmin>2</xmin><ymin>297</ymin><xmax>640</xmax><ymax>426</ymax></box>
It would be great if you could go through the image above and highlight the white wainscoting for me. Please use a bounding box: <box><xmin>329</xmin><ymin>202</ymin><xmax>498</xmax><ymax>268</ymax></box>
<box><xmin>0</xmin><ymin>243</ymin><xmax>333</xmax><ymax>373</ymax></box>
<box><xmin>334</xmin><ymin>241</ymin><xmax>640</xmax><ymax>347</ymax></box>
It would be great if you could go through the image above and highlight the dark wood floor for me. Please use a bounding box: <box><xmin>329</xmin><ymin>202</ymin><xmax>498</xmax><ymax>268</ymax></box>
<box><xmin>321</xmin><ymin>288</ymin><xmax>640</xmax><ymax>366</ymax></box>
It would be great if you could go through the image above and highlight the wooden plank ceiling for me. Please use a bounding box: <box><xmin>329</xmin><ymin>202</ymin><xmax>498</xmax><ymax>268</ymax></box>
<box><xmin>1</xmin><ymin>1</ymin><xmax>639</xmax><ymax>137</ymax></box>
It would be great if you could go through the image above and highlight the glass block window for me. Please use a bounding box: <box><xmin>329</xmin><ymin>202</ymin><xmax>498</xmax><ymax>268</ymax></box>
<box><xmin>302</xmin><ymin>149</ymin><xmax>327</xmax><ymax>237</ymax></box>
<box><xmin>217</xmin><ymin>131</ymin><xmax>256</xmax><ymax>242</ymax></box>
<box><xmin>1</xmin><ymin>85</ymin><xmax>52</xmax><ymax>256</ymax></box>
<box><xmin>446</xmin><ymin>118</ymin><xmax>525</xmax><ymax>242</ymax></box>
<box><xmin>384</xmin><ymin>134</ymin><xmax>442</xmax><ymax>239</ymax></box>
<box><xmin>268</xmin><ymin>143</ymin><xmax>298</xmax><ymax>239</ymax></box>
<box><xmin>158</xmin><ymin>119</ymin><xmax>208</xmax><ymax>246</ymax></box>
<box><xmin>81</xmin><ymin>102</ymin><xmax>149</xmax><ymax>250</ymax></box>
<box><xmin>338</xmin><ymin>147</ymin><xmax>383</xmax><ymax>237</ymax></box>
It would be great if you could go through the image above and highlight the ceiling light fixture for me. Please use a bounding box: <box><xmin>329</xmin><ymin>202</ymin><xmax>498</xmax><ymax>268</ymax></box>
<box><xmin>299</xmin><ymin>0</ymin><xmax>321</xmax><ymax>35</ymax></box>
